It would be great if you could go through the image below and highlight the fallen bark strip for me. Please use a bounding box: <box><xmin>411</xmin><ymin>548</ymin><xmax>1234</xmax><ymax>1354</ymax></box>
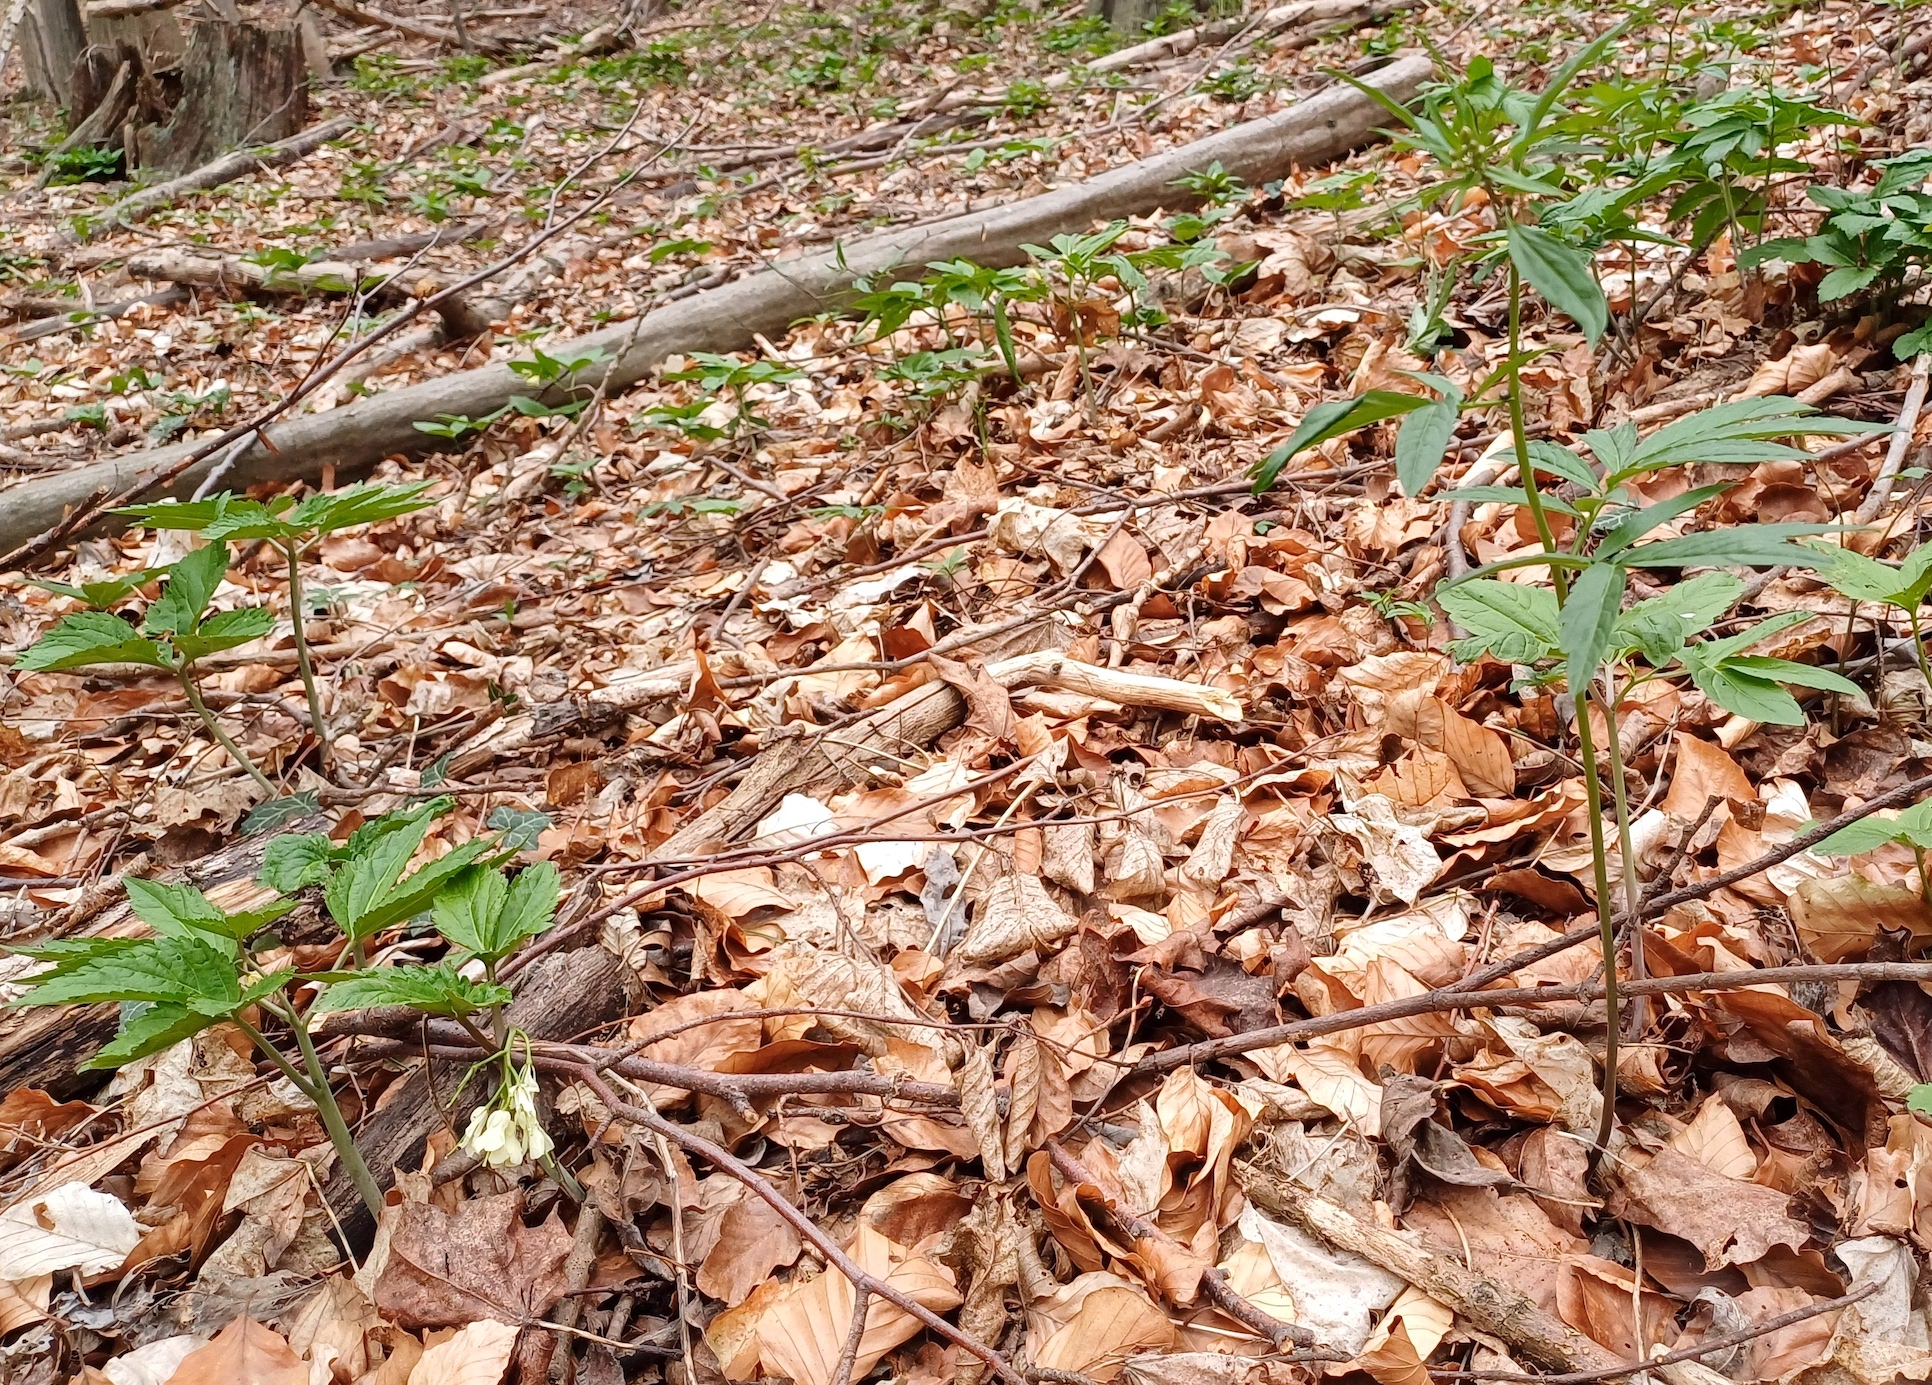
<box><xmin>0</xmin><ymin>55</ymin><xmax>1431</xmax><ymax>560</ymax></box>
<box><xmin>1239</xmin><ymin>1170</ymin><xmax>1733</xmax><ymax>1385</ymax></box>
<box><xmin>1044</xmin><ymin>1140</ymin><xmax>1322</xmax><ymax>1351</ymax></box>
<box><xmin>64</xmin><ymin>116</ymin><xmax>358</xmax><ymax>244</ymax></box>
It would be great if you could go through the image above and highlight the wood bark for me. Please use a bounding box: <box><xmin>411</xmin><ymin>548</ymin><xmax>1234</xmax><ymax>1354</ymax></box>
<box><xmin>0</xmin><ymin>54</ymin><xmax>1430</xmax><ymax>558</ymax></box>
<box><xmin>127</xmin><ymin>20</ymin><xmax>308</xmax><ymax>173</ymax></box>
<box><xmin>16</xmin><ymin>0</ymin><xmax>86</xmax><ymax>103</ymax></box>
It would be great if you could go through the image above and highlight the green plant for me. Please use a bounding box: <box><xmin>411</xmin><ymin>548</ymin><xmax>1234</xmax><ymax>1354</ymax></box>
<box><xmin>1261</xmin><ymin>37</ymin><xmax>1886</xmax><ymax>1160</ymax></box>
<box><xmin>115</xmin><ymin>484</ymin><xmax>435</xmax><ymax>774</ymax></box>
<box><xmin>1744</xmin><ymin>149</ymin><xmax>1932</xmax><ymax>356</ymax></box>
<box><xmin>661</xmin><ymin>352</ymin><xmax>802</xmax><ymax>438</ymax></box>
<box><xmin>339</xmin><ymin>160</ymin><xmax>390</xmax><ymax>206</ymax></box>
<box><xmin>1198</xmin><ymin>62</ymin><xmax>1267</xmax><ymax>102</ymax></box>
<box><xmin>26</xmin><ymin>567</ymin><xmax>165</xmax><ymax>610</ymax></box>
<box><xmin>1814</xmin><ymin>799</ymin><xmax>1932</xmax><ymax>906</ymax></box>
<box><xmin>1172</xmin><ymin>160</ymin><xmax>1246</xmax><ymax>207</ymax></box>
<box><xmin>1024</xmin><ymin>223</ymin><xmax>1141</xmax><ymax>415</ymax></box>
<box><xmin>7</xmin><ymin>799</ymin><xmax>561</xmax><ymax>1220</ymax></box>
<box><xmin>1806</xmin><ymin>538</ymin><xmax>1932</xmax><ymax>689</ymax></box>
<box><xmin>42</xmin><ymin>144</ymin><xmax>123</xmax><ymax>185</ymax></box>
<box><xmin>18</xmin><ymin>544</ymin><xmax>276</xmax><ymax>790</ymax></box>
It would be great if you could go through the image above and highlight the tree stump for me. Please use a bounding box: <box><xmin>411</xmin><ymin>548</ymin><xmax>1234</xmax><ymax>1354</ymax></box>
<box><xmin>1088</xmin><ymin>0</ymin><xmax>1199</xmax><ymax>37</ymax></box>
<box><xmin>14</xmin><ymin>0</ymin><xmax>89</xmax><ymax>104</ymax></box>
<box><xmin>125</xmin><ymin>20</ymin><xmax>308</xmax><ymax>173</ymax></box>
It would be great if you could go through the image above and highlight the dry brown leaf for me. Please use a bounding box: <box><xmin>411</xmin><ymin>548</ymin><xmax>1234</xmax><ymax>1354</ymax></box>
<box><xmin>160</xmin><ymin>1316</ymin><xmax>306</xmax><ymax>1385</ymax></box>
<box><xmin>1787</xmin><ymin>874</ymin><xmax>1932</xmax><ymax>962</ymax></box>
<box><xmin>1555</xmin><ymin>1255</ymin><xmax>1676</xmax><ymax>1362</ymax></box>
<box><xmin>1661</xmin><ymin>736</ymin><xmax>1751</xmax><ymax>819</ymax></box>
<box><xmin>750</xmin><ymin>1223</ymin><xmax>962</xmax><ymax>1385</ymax></box>
<box><xmin>285</xmin><ymin>1274</ymin><xmax>381</xmax><ymax>1382</ymax></box>
<box><xmin>1032</xmin><ymin>1285</ymin><xmax>1175</xmax><ymax>1382</ymax></box>
<box><xmin>0</xmin><ymin>1089</ymin><xmax>95</xmax><ymax>1172</ymax></box>
<box><xmin>1607</xmin><ymin>1144</ymin><xmax>1808</xmax><ymax>1270</ymax></box>
<box><xmin>1669</xmin><ymin>1093</ymin><xmax>1757</xmax><ymax>1180</ymax></box>
<box><xmin>696</xmin><ymin>1190</ymin><xmax>804</xmax><ymax>1307</ymax></box>
<box><xmin>405</xmin><ymin>1319</ymin><xmax>520</xmax><ymax>1385</ymax></box>
<box><xmin>960</xmin><ymin>1042</ymin><xmax>1007</xmax><ymax>1181</ymax></box>
<box><xmin>373</xmin><ymin>1193</ymin><xmax>571</xmax><ymax>1330</ymax></box>
<box><xmin>954</xmin><ymin>872</ymin><xmax>1080</xmax><ymax>965</ymax></box>
<box><xmin>1385</xmin><ymin>692</ymin><xmax>1514</xmax><ymax>797</ymax></box>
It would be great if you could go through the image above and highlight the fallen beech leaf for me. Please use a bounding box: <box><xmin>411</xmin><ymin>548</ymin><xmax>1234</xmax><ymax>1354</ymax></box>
<box><xmin>696</xmin><ymin>1191</ymin><xmax>803</xmax><ymax>1307</ymax></box>
<box><xmin>751</xmin><ymin>1224</ymin><xmax>961</xmax><ymax>1385</ymax></box>
<box><xmin>1331</xmin><ymin>794</ymin><xmax>1441</xmax><ymax>905</ymax></box>
<box><xmin>1661</xmin><ymin>736</ymin><xmax>1751</xmax><ymax>819</ymax></box>
<box><xmin>285</xmin><ymin>1274</ymin><xmax>382</xmax><ymax>1382</ymax></box>
<box><xmin>0</xmin><ymin>1090</ymin><xmax>95</xmax><ymax>1173</ymax></box>
<box><xmin>1385</xmin><ymin>692</ymin><xmax>1515</xmax><ymax>797</ymax></box>
<box><xmin>1237</xmin><ymin>1205</ymin><xmax>1402</xmax><ymax>1353</ymax></box>
<box><xmin>1033</xmin><ymin>1285</ymin><xmax>1175</xmax><ymax>1382</ymax></box>
<box><xmin>373</xmin><ymin>1192</ymin><xmax>571</xmax><ymax>1329</ymax></box>
<box><xmin>160</xmin><ymin>1315</ymin><xmax>305</xmax><ymax>1385</ymax></box>
<box><xmin>102</xmin><ymin>1335</ymin><xmax>203</xmax><ymax>1385</ymax></box>
<box><xmin>406</xmin><ymin>1318</ymin><xmax>521</xmax><ymax>1385</ymax></box>
<box><xmin>1555</xmin><ymin>1255</ymin><xmax>1676</xmax><ymax>1362</ymax></box>
<box><xmin>1669</xmin><ymin>1093</ymin><xmax>1757</xmax><ymax>1180</ymax></box>
<box><xmin>1787</xmin><ymin>874</ymin><xmax>1932</xmax><ymax>963</ymax></box>
<box><xmin>0</xmin><ymin>1182</ymin><xmax>142</xmax><ymax>1277</ymax></box>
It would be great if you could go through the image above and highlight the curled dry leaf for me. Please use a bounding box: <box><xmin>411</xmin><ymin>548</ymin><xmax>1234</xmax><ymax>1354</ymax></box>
<box><xmin>1032</xmin><ymin>1284</ymin><xmax>1176</xmax><ymax>1382</ymax></box>
<box><xmin>954</xmin><ymin>873</ymin><xmax>1080</xmax><ymax>966</ymax></box>
<box><xmin>1607</xmin><ymin>1144</ymin><xmax>1809</xmax><ymax>1270</ymax></box>
<box><xmin>372</xmin><ymin>1192</ymin><xmax>572</xmax><ymax>1330</ymax></box>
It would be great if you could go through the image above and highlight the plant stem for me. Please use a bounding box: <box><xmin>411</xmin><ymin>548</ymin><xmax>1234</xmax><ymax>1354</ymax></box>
<box><xmin>1600</xmin><ymin>669</ymin><xmax>1648</xmax><ymax>1041</ymax></box>
<box><xmin>280</xmin><ymin>540</ymin><xmax>332</xmax><ymax>775</ymax></box>
<box><xmin>279</xmin><ymin>999</ymin><xmax>385</xmax><ymax>1218</ymax></box>
<box><xmin>1503</xmin><ymin>258</ymin><xmax>1571</xmax><ymax>605</ymax></box>
<box><xmin>485</xmin><ymin>961</ymin><xmax>510</xmax><ymax>1048</ymax></box>
<box><xmin>1573</xmin><ymin>690</ymin><xmax>1621</xmax><ymax>1158</ymax></box>
<box><xmin>176</xmin><ymin>668</ymin><xmax>276</xmax><ymax>794</ymax></box>
<box><xmin>1917</xmin><ymin>845</ymin><xmax>1930</xmax><ymax>909</ymax></box>
<box><xmin>1909</xmin><ymin>609</ymin><xmax>1932</xmax><ymax>695</ymax></box>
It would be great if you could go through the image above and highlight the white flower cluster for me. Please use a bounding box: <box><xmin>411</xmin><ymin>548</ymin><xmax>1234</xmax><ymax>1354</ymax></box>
<box><xmin>461</xmin><ymin>1061</ymin><xmax>554</xmax><ymax>1169</ymax></box>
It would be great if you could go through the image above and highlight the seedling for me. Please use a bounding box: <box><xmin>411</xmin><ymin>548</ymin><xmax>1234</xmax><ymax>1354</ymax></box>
<box><xmin>661</xmin><ymin>352</ymin><xmax>802</xmax><ymax>438</ymax></box>
<box><xmin>1806</xmin><ymin>538</ymin><xmax>1932</xmax><ymax>690</ymax></box>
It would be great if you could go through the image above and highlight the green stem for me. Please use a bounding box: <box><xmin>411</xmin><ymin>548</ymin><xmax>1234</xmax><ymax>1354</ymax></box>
<box><xmin>277</xmin><ymin>999</ymin><xmax>385</xmax><ymax>1218</ymax></box>
<box><xmin>1573</xmin><ymin>691</ymin><xmax>1620</xmax><ymax>1157</ymax></box>
<box><xmin>281</xmin><ymin>540</ymin><xmax>332</xmax><ymax>775</ymax></box>
<box><xmin>1917</xmin><ymin>845</ymin><xmax>1930</xmax><ymax>910</ymax></box>
<box><xmin>1503</xmin><ymin>256</ymin><xmax>1570</xmax><ymax>604</ymax></box>
<box><xmin>177</xmin><ymin>667</ymin><xmax>276</xmax><ymax>794</ymax></box>
<box><xmin>1600</xmin><ymin>670</ymin><xmax>1648</xmax><ymax>1041</ymax></box>
<box><xmin>485</xmin><ymin>960</ymin><xmax>509</xmax><ymax>1049</ymax></box>
<box><xmin>1909</xmin><ymin>609</ymin><xmax>1932</xmax><ymax>696</ymax></box>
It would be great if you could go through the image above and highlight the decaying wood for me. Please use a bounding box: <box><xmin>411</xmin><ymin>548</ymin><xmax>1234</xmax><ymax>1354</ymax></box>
<box><xmin>0</xmin><ymin>55</ymin><xmax>1430</xmax><ymax>558</ymax></box>
<box><xmin>36</xmin><ymin>58</ymin><xmax>131</xmax><ymax>186</ymax></box>
<box><xmin>126</xmin><ymin>20</ymin><xmax>309</xmax><ymax>173</ymax></box>
<box><xmin>64</xmin><ymin>115</ymin><xmax>357</xmax><ymax>243</ymax></box>
<box><xmin>1240</xmin><ymin>1169</ymin><xmax>1733</xmax><ymax>1385</ymax></box>
<box><xmin>125</xmin><ymin>248</ymin><xmax>384</xmax><ymax>295</ymax></box>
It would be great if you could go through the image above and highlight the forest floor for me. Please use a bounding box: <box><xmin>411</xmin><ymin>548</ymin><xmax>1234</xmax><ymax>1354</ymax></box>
<box><xmin>3</xmin><ymin>1</ymin><xmax>1932</xmax><ymax>1384</ymax></box>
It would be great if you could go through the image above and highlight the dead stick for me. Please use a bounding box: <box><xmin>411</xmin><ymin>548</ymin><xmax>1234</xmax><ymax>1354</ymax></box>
<box><xmin>832</xmin><ymin>1286</ymin><xmax>871</xmax><ymax>1385</ymax></box>
<box><xmin>1044</xmin><ymin>1140</ymin><xmax>1319</xmax><ymax>1351</ymax></box>
<box><xmin>569</xmin><ymin>1066</ymin><xmax>1029</xmax><ymax>1385</ymax></box>
<box><xmin>1430</xmin><ymin>1281</ymin><xmax>1879</xmax><ymax>1384</ymax></box>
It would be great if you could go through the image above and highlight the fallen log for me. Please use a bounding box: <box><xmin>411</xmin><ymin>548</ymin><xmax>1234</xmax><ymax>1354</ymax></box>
<box><xmin>0</xmin><ymin>54</ymin><xmax>1430</xmax><ymax>561</ymax></box>
<box><xmin>125</xmin><ymin>248</ymin><xmax>387</xmax><ymax>295</ymax></box>
<box><xmin>64</xmin><ymin>115</ymin><xmax>357</xmax><ymax>244</ymax></box>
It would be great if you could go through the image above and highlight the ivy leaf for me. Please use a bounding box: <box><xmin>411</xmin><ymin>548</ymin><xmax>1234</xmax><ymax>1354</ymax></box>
<box><xmin>310</xmin><ymin>962</ymin><xmax>511</xmax><ymax>1018</ymax></box>
<box><xmin>1507</xmin><ymin>222</ymin><xmax>1607</xmax><ymax>345</ymax></box>
<box><xmin>1251</xmin><ymin>391</ymin><xmax>1429</xmax><ymax>492</ymax></box>
<box><xmin>242</xmin><ymin>793</ymin><xmax>321</xmax><ymax>836</ymax></box>
<box><xmin>1436</xmin><ymin>579</ymin><xmax>1561</xmax><ymax>665</ymax></box>
<box><xmin>487</xmin><ymin>805</ymin><xmax>552</xmax><ymax>853</ymax></box>
<box><xmin>16</xmin><ymin>612</ymin><xmax>171</xmax><ymax>672</ymax></box>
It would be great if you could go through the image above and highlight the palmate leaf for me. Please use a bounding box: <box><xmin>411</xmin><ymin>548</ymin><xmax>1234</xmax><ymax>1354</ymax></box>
<box><xmin>309</xmin><ymin>961</ymin><xmax>511</xmax><ymax>1018</ymax></box>
<box><xmin>15</xmin><ymin>612</ymin><xmax>170</xmax><ymax>672</ymax></box>
<box><xmin>1809</xmin><ymin>541</ymin><xmax>1932</xmax><ymax>610</ymax></box>
<box><xmin>1252</xmin><ymin>391</ymin><xmax>1431</xmax><ymax>492</ymax></box>
<box><xmin>142</xmin><ymin>542</ymin><xmax>229</xmax><ymax>638</ymax></box>
<box><xmin>1436</xmin><ymin>579</ymin><xmax>1561</xmax><ymax>665</ymax></box>
<box><xmin>286</xmin><ymin>482</ymin><xmax>435</xmax><ymax>537</ymax></box>
<box><xmin>8</xmin><ymin>936</ymin><xmax>147</xmax><ymax>980</ymax></box>
<box><xmin>26</xmin><ymin>568</ymin><xmax>165</xmax><ymax>611</ymax></box>
<box><xmin>325</xmin><ymin>813</ymin><xmax>434</xmax><ymax>938</ymax></box>
<box><xmin>1601</xmin><ymin>397</ymin><xmax>1887</xmax><ymax>483</ymax></box>
<box><xmin>432</xmin><ymin>862</ymin><xmax>560</xmax><ymax>963</ymax></box>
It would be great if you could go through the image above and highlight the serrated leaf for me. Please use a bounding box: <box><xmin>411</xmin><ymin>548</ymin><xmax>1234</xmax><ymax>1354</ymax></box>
<box><xmin>355</xmin><ymin>836</ymin><xmax>499</xmax><ymax>940</ymax></box>
<box><xmin>1508</xmin><ymin>222</ymin><xmax>1607</xmax><ymax>344</ymax></box>
<box><xmin>286</xmin><ymin>481</ymin><xmax>435</xmax><ymax>536</ymax></box>
<box><xmin>325</xmin><ymin>813</ymin><xmax>434</xmax><ymax>937</ymax></box>
<box><xmin>142</xmin><ymin>542</ymin><xmax>228</xmax><ymax>637</ymax></box>
<box><xmin>171</xmin><ymin>605</ymin><xmax>273</xmax><ymax>663</ymax></box>
<box><xmin>84</xmin><ymin>1003</ymin><xmax>216</xmax><ymax>1069</ymax></box>
<box><xmin>1593</xmin><ymin>484</ymin><xmax>1731</xmax><ymax>557</ymax></box>
<box><xmin>16</xmin><ymin>612</ymin><xmax>171</xmax><ymax>672</ymax></box>
<box><xmin>430</xmin><ymin>864</ymin><xmax>509</xmax><ymax>959</ymax></box>
<box><xmin>1619</xmin><ymin>524</ymin><xmax>1833</xmax><ymax>569</ymax></box>
<box><xmin>242</xmin><ymin>793</ymin><xmax>321</xmax><ymax>836</ymax></box>
<box><xmin>1437</xmin><ymin>579</ymin><xmax>1561</xmax><ymax>665</ymax></box>
<box><xmin>260</xmin><ymin>832</ymin><xmax>338</xmax><ymax>893</ymax></box>
<box><xmin>1814</xmin><ymin>800</ymin><xmax>1932</xmax><ymax>856</ymax></box>
<box><xmin>1525</xmin><ymin>439</ymin><xmax>1601</xmax><ymax>492</ymax></box>
<box><xmin>12</xmin><ymin>935</ymin><xmax>240</xmax><ymax>1012</ymax></box>
<box><xmin>310</xmin><ymin>962</ymin><xmax>511</xmax><ymax>1017</ymax></box>
<box><xmin>8</xmin><ymin>936</ymin><xmax>146</xmax><ymax>979</ymax></box>
<box><xmin>1559</xmin><ymin>562</ymin><xmax>1626</xmax><ymax>689</ymax></box>
<box><xmin>1251</xmin><ymin>391</ymin><xmax>1429</xmax><ymax>491</ymax></box>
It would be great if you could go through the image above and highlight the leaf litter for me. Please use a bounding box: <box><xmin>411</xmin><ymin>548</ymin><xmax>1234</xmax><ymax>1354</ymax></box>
<box><xmin>3</xmin><ymin>0</ymin><xmax>1932</xmax><ymax>1384</ymax></box>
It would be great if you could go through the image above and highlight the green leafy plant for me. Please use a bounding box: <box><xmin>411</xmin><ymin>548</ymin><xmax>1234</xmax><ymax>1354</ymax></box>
<box><xmin>1806</xmin><ymin>538</ymin><xmax>1932</xmax><ymax>689</ymax></box>
<box><xmin>18</xmin><ymin>544</ymin><xmax>276</xmax><ymax>791</ymax></box>
<box><xmin>115</xmin><ymin>483</ymin><xmax>435</xmax><ymax>773</ymax></box>
<box><xmin>42</xmin><ymin>144</ymin><xmax>123</xmax><ymax>185</ymax></box>
<box><xmin>661</xmin><ymin>352</ymin><xmax>803</xmax><ymax>439</ymax></box>
<box><xmin>1743</xmin><ymin>149</ymin><xmax>1932</xmax><ymax>357</ymax></box>
<box><xmin>1023</xmin><ymin>222</ymin><xmax>1141</xmax><ymax>415</ymax></box>
<box><xmin>1261</xmin><ymin>35</ymin><xmax>1887</xmax><ymax>1160</ymax></box>
<box><xmin>26</xmin><ymin>566</ymin><xmax>165</xmax><ymax>611</ymax></box>
<box><xmin>1813</xmin><ymin>798</ymin><xmax>1932</xmax><ymax>907</ymax></box>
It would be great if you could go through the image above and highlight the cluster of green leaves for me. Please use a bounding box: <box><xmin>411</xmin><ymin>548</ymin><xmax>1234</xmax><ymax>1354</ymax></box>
<box><xmin>854</xmin><ymin>259</ymin><xmax>1041</xmax><ymax>378</ymax></box>
<box><xmin>659</xmin><ymin>352</ymin><xmax>804</xmax><ymax>438</ymax></box>
<box><xmin>1743</xmin><ymin>149</ymin><xmax>1932</xmax><ymax>357</ymax></box>
<box><xmin>116</xmin><ymin>482</ymin><xmax>433</xmax><ymax>549</ymax></box>
<box><xmin>17</xmin><ymin>541</ymin><xmax>266</xmax><ymax>678</ymax></box>
<box><xmin>42</xmin><ymin>144</ymin><xmax>123</xmax><ymax>186</ymax></box>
